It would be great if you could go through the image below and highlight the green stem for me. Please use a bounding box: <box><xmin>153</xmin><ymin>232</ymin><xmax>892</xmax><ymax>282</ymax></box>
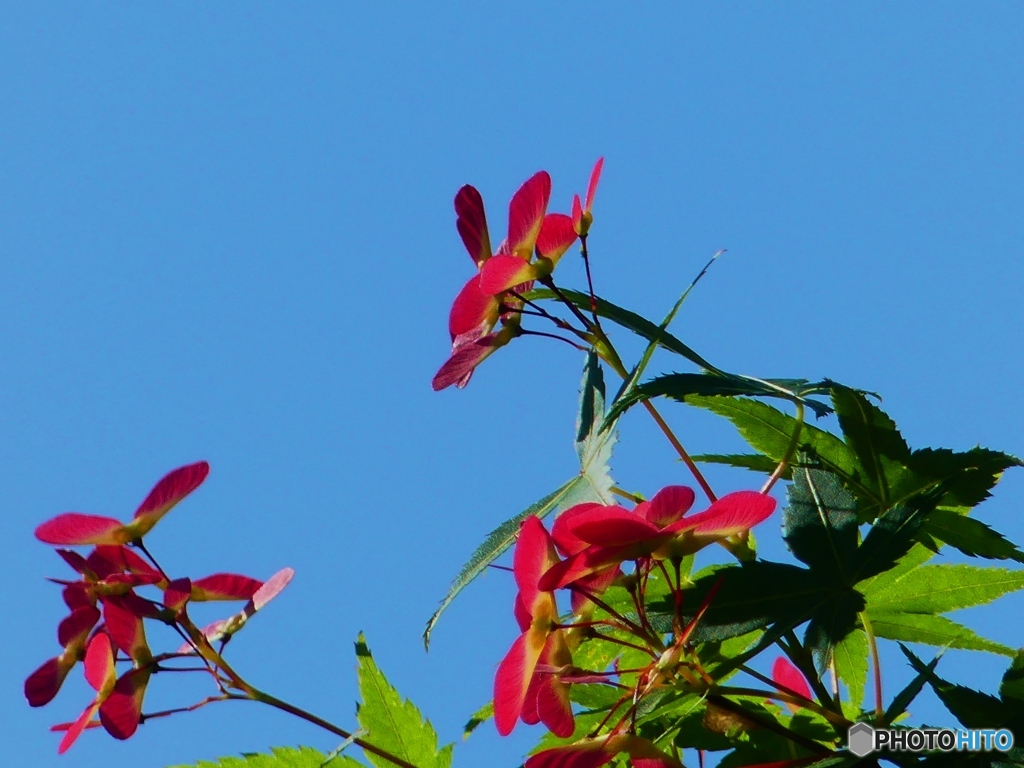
<box><xmin>860</xmin><ymin>611</ymin><xmax>884</xmax><ymax>723</ymax></box>
<box><xmin>761</xmin><ymin>400</ymin><xmax>804</xmax><ymax>494</ymax></box>
<box><xmin>610</xmin><ymin>485</ymin><xmax>644</xmax><ymax>504</ymax></box>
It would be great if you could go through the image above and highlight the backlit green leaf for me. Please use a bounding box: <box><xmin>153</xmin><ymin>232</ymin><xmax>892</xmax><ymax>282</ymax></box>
<box><xmin>354</xmin><ymin>635</ymin><xmax>452</xmax><ymax>768</ymax></box>
<box><xmin>167</xmin><ymin>746</ymin><xmax>364</xmax><ymax>768</ymax></box>
<box><xmin>833</xmin><ymin>628</ymin><xmax>868</xmax><ymax>711</ymax></box>
<box><xmin>687</xmin><ymin>396</ymin><xmax>863</xmax><ymax>487</ymax></box>
<box><xmin>830</xmin><ymin>385</ymin><xmax>911</xmax><ymax>509</ymax></box>
<box><xmin>692</xmin><ymin>453</ymin><xmax>780</xmax><ymax>474</ymax></box>
<box><xmin>863</xmin><ymin>564</ymin><xmax>1024</xmax><ymax>615</ymax></box>
<box><xmin>461</xmin><ymin>702</ymin><xmax>492</xmax><ymax>740</ymax></box>
<box><xmin>870</xmin><ymin>613</ymin><xmax>1013</xmax><ymax>656</ymax></box>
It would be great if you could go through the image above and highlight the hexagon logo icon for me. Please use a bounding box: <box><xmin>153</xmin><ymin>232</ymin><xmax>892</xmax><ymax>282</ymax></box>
<box><xmin>848</xmin><ymin>722</ymin><xmax>875</xmax><ymax>757</ymax></box>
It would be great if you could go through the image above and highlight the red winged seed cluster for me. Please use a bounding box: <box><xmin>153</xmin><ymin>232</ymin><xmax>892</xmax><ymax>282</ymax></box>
<box><xmin>25</xmin><ymin>461</ymin><xmax>293</xmax><ymax>754</ymax></box>
<box><xmin>495</xmin><ymin>486</ymin><xmax>778</xmax><ymax>768</ymax></box>
<box><xmin>433</xmin><ymin>160</ymin><xmax>603</xmax><ymax>390</ymax></box>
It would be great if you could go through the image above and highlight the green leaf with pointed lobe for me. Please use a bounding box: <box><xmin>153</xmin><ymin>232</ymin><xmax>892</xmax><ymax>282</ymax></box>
<box><xmin>354</xmin><ymin>635</ymin><xmax>452</xmax><ymax>768</ymax></box>
<box><xmin>1001</xmin><ymin>651</ymin><xmax>1024</xmax><ymax>704</ymax></box>
<box><xmin>422</xmin><ymin>475</ymin><xmax>593</xmax><ymax>647</ymax></box>
<box><xmin>903</xmin><ymin>447</ymin><xmax>1023</xmax><ymax>512</ymax></box>
<box><xmin>524</xmin><ymin>287</ymin><xmax>719</xmax><ymax>371</ymax></box>
<box><xmin>167</xmin><ymin>746</ymin><xmax>365</xmax><ymax>768</ymax></box>
<box><xmin>833</xmin><ymin>628</ymin><xmax>868</xmax><ymax>711</ymax></box>
<box><xmin>461</xmin><ymin>701</ymin><xmax>493</xmax><ymax>740</ymax></box>
<box><xmin>830</xmin><ymin>385</ymin><xmax>911</xmax><ymax>507</ymax></box>
<box><xmin>923</xmin><ymin>509</ymin><xmax>1024</xmax><ymax>563</ymax></box>
<box><xmin>687</xmin><ymin>396</ymin><xmax>865</xmax><ymax>487</ymax></box>
<box><xmin>692</xmin><ymin>453</ymin><xmax>780</xmax><ymax>474</ymax></box>
<box><xmin>609</xmin><ymin>251</ymin><xmax>724</xmax><ymax>414</ymax></box>
<box><xmin>423</xmin><ymin>354</ymin><xmax>616</xmax><ymax>647</ymax></box>
<box><xmin>851</xmin><ymin>487</ymin><xmax>944</xmax><ymax>582</ymax></box>
<box><xmin>604</xmin><ymin>373</ymin><xmax>833</xmax><ymax>426</ymax></box>
<box><xmin>863</xmin><ymin>564</ymin><xmax>1024</xmax><ymax>615</ymax></box>
<box><xmin>884</xmin><ymin>648</ymin><xmax>941</xmax><ymax>725</ymax></box>
<box><xmin>870</xmin><ymin>612</ymin><xmax>1014</xmax><ymax>655</ymax></box>
<box><xmin>783</xmin><ymin>465</ymin><xmax>859</xmax><ymax>584</ymax></box>
<box><xmin>902</xmin><ymin>645</ymin><xmax>1022</xmax><ymax>730</ymax></box>
<box><xmin>576</xmin><ymin>351</ymin><xmax>617</xmax><ymax>502</ymax></box>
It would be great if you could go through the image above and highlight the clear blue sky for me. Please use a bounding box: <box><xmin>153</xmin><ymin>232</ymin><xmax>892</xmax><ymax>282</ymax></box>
<box><xmin>2</xmin><ymin>4</ymin><xmax>1022</xmax><ymax>767</ymax></box>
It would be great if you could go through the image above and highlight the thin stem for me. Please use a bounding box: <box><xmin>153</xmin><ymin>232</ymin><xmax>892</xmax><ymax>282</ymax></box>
<box><xmin>589</xmin><ymin>693</ymin><xmax>631</xmax><ymax>737</ymax></box>
<box><xmin>579</xmin><ymin>235</ymin><xmax>602</xmax><ymax>328</ymax></box>
<box><xmin>629</xmin><ymin>576</ymin><xmax>656</xmax><ymax>639</ymax></box>
<box><xmin>540</xmin><ymin>276</ymin><xmax>596</xmax><ymax>332</ymax></box>
<box><xmin>762</xmin><ymin>401</ymin><xmax>805</xmax><ymax>494</ymax></box>
<box><xmin>155</xmin><ymin>665</ymin><xmax>223</xmax><ymax>674</ymax></box>
<box><xmin>588</xmin><ymin>633</ymin><xmax>658</xmax><ymax>657</ymax></box>
<box><xmin>610</xmin><ymin>486</ymin><xmax>644</xmax><ymax>504</ymax></box>
<box><xmin>571</xmin><ymin>585</ymin><xmax>661</xmax><ymax>649</ymax></box>
<box><xmin>861</xmin><ymin>611</ymin><xmax>884</xmax><ymax>723</ymax></box>
<box><xmin>142</xmin><ymin>694</ymin><xmax>236</xmax><ymax>722</ymax></box>
<box><xmin>655</xmin><ymin>560</ymin><xmax>683</xmax><ymax>636</ymax></box>
<box><xmin>250</xmin><ymin>690</ymin><xmax>421</xmax><ymax>768</ymax></box>
<box><xmin>641</xmin><ymin>400</ymin><xmax>717</xmax><ymax>503</ymax></box>
<box><xmin>132</xmin><ymin>540</ymin><xmax>170</xmax><ymax>582</ymax></box>
<box><xmin>519</xmin><ymin>328</ymin><xmax>588</xmax><ymax>351</ymax></box>
<box><xmin>507</xmin><ymin>289</ymin><xmax>579</xmax><ymax>331</ymax></box>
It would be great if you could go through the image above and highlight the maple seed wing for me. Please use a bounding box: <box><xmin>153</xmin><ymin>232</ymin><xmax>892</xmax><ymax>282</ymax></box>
<box><xmin>35</xmin><ymin>514</ymin><xmax>125</xmax><ymax>546</ymax></box>
<box><xmin>571</xmin><ymin>506</ymin><xmax>661</xmax><ymax>546</ymax></box>
<box><xmin>24</xmin><ymin>657</ymin><xmax>65</xmax><ymax>708</ymax></box>
<box><xmin>513</xmin><ymin>516</ymin><xmax>558</xmax><ymax>602</ymax></box>
<box><xmin>494</xmin><ymin>627</ymin><xmax>547</xmax><ymax>736</ymax></box>
<box><xmin>507</xmin><ymin>171</ymin><xmax>552</xmax><ymax>258</ymax></box>
<box><xmin>251</xmin><ymin>567</ymin><xmax>295</xmax><ymax>612</ymax></box>
<box><xmin>99</xmin><ymin>668</ymin><xmax>151</xmax><ymax>740</ymax></box>
<box><xmin>432</xmin><ymin>332</ymin><xmax>503</xmax><ymax>391</ymax></box>
<box><xmin>585</xmin><ymin>157</ymin><xmax>604</xmax><ymax>211</ymax></box>
<box><xmin>535</xmin><ymin>213</ymin><xmax>578</xmax><ymax>263</ymax></box>
<box><xmin>130</xmin><ymin>460</ymin><xmax>210</xmax><ymax>535</ymax></box>
<box><xmin>191</xmin><ymin>573</ymin><xmax>263</xmax><ymax>602</ymax></box>
<box><xmin>448</xmin><ymin>275</ymin><xmax>498</xmax><ymax>339</ymax></box>
<box><xmin>643</xmin><ymin>485</ymin><xmax>696</xmax><ymax>528</ymax></box>
<box><xmin>772</xmin><ymin>656</ymin><xmax>813</xmax><ymax>701</ymax></box>
<box><xmin>455</xmin><ymin>184</ymin><xmax>492</xmax><ymax>266</ymax></box>
<box><xmin>479</xmin><ymin>254</ymin><xmax>538</xmax><ymax>296</ymax></box>
<box><xmin>669</xmin><ymin>490</ymin><xmax>777</xmax><ymax>536</ymax></box>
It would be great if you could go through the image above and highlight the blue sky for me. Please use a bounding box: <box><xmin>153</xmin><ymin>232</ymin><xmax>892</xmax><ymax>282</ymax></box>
<box><xmin>2</xmin><ymin>4</ymin><xmax>1022</xmax><ymax>766</ymax></box>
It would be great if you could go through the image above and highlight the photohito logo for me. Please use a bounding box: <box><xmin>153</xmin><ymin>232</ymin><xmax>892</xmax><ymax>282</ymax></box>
<box><xmin>847</xmin><ymin>723</ymin><xmax>1014</xmax><ymax>757</ymax></box>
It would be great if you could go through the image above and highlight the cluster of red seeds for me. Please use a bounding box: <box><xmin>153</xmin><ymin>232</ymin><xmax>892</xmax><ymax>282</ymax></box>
<box><xmin>432</xmin><ymin>159</ymin><xmax>603</xmax><ymax>390</ymax></box>
<box><xmin>24</xmin><ymin>461</ymin><xmax>292</xmax><ymax>753</ymax></box>
<box><xmin>494</xmin><ymin>486</ymin><xmax>779</xmax><ymax>768</ymax></box>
